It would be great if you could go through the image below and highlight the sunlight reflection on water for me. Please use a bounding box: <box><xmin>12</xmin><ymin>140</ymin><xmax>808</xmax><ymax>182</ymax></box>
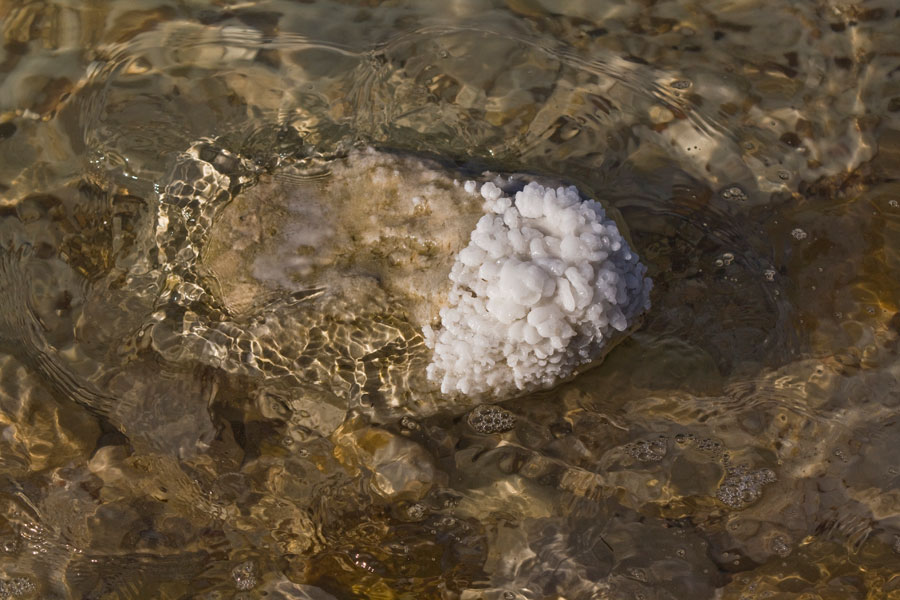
<box><xmin>0</xmin><ymin>0</ymin><xmax>899</xmax><ymax>598</ymax></box>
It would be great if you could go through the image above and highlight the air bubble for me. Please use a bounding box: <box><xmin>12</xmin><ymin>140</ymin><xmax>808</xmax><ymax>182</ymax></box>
<box><xmin>625</xmin><ymin>438</ymin><xmax>667</xmax><ymax>462</ymax></box>
<box><xmin>467</xmin><ymin>404</ymin><xmax>516</xmax><ymax>434</ymax></box>
<box><xmin>405</xmin><ymin>503</ymin><xmax>426</xmax><ymax>520</ymax></box>
<box><xmin>350</xmin><ymin>551</ymin><xmax>381</xmax><ymax>574</ymax></box>
<box><xmin>771</xmin><ymin>535</ymin><xmax>792</xmax><ymax>557</ymax></box>
<box><xmin>720</xmin><ymin>185</ymin><xmax>747</xmax><ymax>201</ymax></box>
<box><xmin>714</xmin><ymin>252</ymin><xmax>734</xmax><ymax>268</ymax></box>
<box><xmin>716</xmin><ymin>465</ymin><xmax>776</xmax><ymax>509</ymax></box>
<box><xmin>0</xmin><ymin>577</ymin><xmax>35</xmax><ymax>597</ymax></box>
<box><xmin>791</xmin><ymin>228</ymin><xmax>807</xmax><ymax>240</ymax></box>
<box><xmin>627</xmin><ymin>567</ymin><xmax>648</xmax><ymax>582</ymax></box>
<box><xmin>696</xmin><ymin>438</ymin><xmax>724</xmax><ymax>456</ymax></box>
<box><xmin>232</xmin><ymin>561</ymin><xmax>257</xmax><ymax>591</ymax></box>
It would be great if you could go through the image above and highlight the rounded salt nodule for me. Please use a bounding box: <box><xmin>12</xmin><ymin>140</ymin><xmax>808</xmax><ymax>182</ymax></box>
<box><xmin>424</xmin><ymin>180</ymin><xmax>651</xmax><ymax>397</ymax></box>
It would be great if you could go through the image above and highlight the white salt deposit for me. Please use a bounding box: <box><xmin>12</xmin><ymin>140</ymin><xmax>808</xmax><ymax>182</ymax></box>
<box><xmin>424</xmin><ymin>180</ymin><xmax>651</xmax><ymax>396</ymax></box>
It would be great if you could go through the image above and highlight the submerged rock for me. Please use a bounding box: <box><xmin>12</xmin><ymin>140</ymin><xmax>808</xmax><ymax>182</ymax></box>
<box><xmin>334</xmin><ymin>423</ymin><xmax>438</xmax><ymax>501</ymax></box>
<box><xmin>157</xmin><ymin>144</ymin><xmax>651</xmax><ymax>419</ymax></box>
<box><xmin>203</xmin><ymin>147</ymin><xmax>485</xmax><ymax>327</ymax></box>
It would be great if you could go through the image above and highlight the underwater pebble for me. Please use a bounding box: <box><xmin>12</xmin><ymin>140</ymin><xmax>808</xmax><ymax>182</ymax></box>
<box><xmin>341</xmin><ymin>428</ymin><xmax>436</xmax><ymax>500</ymax></box>
<box><xmin>649</xmin><ymin>105</ymin><xmax>675</xmax><ymax>124</ymax></box>
<box><xmin>467</xmin><ymin>404</ymin><xmax>517</xmax><ymax>434</ymax></box>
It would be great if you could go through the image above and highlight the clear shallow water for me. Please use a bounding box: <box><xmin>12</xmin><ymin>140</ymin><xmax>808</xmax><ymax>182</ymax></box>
<box><xmin>0</xmin><ymin>0</ymin><xmax>899</xmax><ymax>598</ymax></box>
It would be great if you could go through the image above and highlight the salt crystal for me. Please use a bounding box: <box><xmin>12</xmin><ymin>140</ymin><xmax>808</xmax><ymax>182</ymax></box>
<box><xmin>424</xmin><ymin>181</ymin><xmax>652</xmax><ymax>396</ymax></box>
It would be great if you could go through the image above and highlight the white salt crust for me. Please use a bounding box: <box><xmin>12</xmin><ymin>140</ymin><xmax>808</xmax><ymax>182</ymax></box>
<box><xmin>424</xmin><ymin>180</ymin><xmax>652</xmax><ymax>396</ymax></box>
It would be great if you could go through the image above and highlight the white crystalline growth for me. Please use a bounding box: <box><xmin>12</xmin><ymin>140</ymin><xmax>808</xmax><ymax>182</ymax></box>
<box><xmin>423</xmin><ymin>180</ymin><xmax>652</xmax><ymax>396</ymax></box>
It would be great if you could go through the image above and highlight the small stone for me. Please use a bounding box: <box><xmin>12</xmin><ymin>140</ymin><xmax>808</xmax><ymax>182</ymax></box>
<box><xmin>338</xmin><ymin>426</ymin><xmax>437</xmax><ymax>500</ymax></box>
<box><xmin>649</xmin><ymin>105</ymin><xmax>675</xmax><ymax>124</ymax></box>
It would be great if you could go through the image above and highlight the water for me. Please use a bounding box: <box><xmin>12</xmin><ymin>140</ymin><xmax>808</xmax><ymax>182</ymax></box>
<box><xmin>0</xmin><ymin>0</ymin><xmax>899</xmax><ymax>597</ymax></box>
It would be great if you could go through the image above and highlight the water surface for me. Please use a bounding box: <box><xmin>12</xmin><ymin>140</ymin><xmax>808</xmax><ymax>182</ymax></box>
<box><xmin>0</xmin><ymin>0</ymin><xmax>899</xmax><ymax>598</ymax></box>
